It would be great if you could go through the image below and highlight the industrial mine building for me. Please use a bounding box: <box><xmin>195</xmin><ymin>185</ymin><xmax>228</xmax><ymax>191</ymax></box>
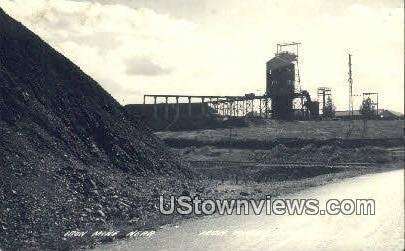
<box><xmin>266</xmin><ymin>48</ymin><xmax>319</xmax><ymax>119</ymax></box>
<box><xmin>127</xmin><ymin>43</ymin><xmax>321</xmax><ymax>127</ymax></box>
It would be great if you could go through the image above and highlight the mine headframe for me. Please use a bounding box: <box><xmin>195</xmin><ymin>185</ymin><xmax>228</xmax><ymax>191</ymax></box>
<box><xmin>266</xmin><ymin>43</ymin><xmax>300</xmax><ymax>119</ymax></box>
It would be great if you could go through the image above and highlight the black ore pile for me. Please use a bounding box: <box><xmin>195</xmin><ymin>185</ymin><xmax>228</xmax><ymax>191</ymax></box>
<box><xmin>0</xmin><ymin>8</ymin><xmax>186</xmax><ymax>250</ymax></box>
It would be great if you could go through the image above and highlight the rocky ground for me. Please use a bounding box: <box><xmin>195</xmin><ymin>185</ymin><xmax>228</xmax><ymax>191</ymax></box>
<box><xmin>88</xmin><ymin>144</ymin><xmax>403</xmax><ymax>250</ymax></box>
<box><xmin>87</xmin><ymin>162</ymin><xmax>403</xmax><ymax>250</ymax></box>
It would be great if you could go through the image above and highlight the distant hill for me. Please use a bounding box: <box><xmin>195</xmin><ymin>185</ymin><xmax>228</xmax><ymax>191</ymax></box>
<box><xmin>0</xmin><ymin>8</ymin><xmax>183</xmax><ymax>249</ymax></box>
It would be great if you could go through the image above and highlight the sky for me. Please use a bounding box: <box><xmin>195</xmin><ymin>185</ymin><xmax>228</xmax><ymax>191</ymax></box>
<box><xmin>1</xmin><ymin>0</ymin><xmax>404</xmax><ymax>112</ymax></box>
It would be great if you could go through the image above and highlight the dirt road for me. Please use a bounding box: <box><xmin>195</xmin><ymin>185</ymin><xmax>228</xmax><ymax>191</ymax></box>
<box><xmin>96</xmin><ymin>168</ymin><xmax>404</xmax><ymax>251</ymax></box>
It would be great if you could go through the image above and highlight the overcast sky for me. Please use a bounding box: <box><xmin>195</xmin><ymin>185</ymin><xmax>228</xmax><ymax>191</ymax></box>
<box><xmin>2</xmin><ymin>0</ymin><xmax>404</xmax><ymax>111</ymax></box>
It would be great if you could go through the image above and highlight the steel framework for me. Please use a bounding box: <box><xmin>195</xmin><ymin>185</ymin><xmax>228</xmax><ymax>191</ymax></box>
<box><xmin>143</xmin><ymin>94</ymin><xmax>272</xmax><ymax>119</ymax></box>
<box><xmin>317</xmin><ymin>87</ymin><xmax>332</xmax><ymax>116</ymax></box>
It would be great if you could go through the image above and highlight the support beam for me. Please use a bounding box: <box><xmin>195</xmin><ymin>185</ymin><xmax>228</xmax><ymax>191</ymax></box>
<box><xmin>175</xmin><ymin>97</ymin><xmax>180</xmax><ymax>119</ymax></box>
<box><xmin>188</xmin><ymin>97</ymin><xmax>192</xmax><ymax>117</ymax></box>
<box><xmin>376</xmin><ymin>93</ymin><xmax>379</xmax><ymax>116</ymax></box>
<box><xmin>259</xmin><ymin>99</ymin><xmax>262</xmax><ymax>117</ymax></box>
<box><xmin>165</xmin><ymin>97</ymin><xmax>169</xmax><ymax>120</ymax></box>
<box><xmin>201</xmin><ymin>97</ymin><xmax>205</xmax><ymax>115</ymax></box>
<box><xmin>153</xmin><ymin>96</ymin><xmax>158</xmax><ymax>119</ymax></box>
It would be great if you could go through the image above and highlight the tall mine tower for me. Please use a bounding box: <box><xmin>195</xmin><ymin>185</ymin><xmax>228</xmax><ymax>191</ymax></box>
<box><xmin>266</xmin><ymin>43</ymin><xmax>300</xmax><ymax>119</ymax></box>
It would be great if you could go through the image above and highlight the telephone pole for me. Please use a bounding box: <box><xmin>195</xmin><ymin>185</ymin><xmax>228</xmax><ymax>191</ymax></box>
<box><xmin>348</xmin><ymin>54</ymin><xmax>353</xmax><ymax>117</ymax></box>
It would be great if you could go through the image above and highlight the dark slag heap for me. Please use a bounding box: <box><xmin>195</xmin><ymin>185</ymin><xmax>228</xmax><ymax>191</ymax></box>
<box><xmin>0</xmin><ymin>8</ymin><xmax>183</xmax><ymax>250</ymax></box>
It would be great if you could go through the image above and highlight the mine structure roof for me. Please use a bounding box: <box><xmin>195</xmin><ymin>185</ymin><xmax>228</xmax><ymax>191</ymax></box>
<box><xmin>267</xmin><ymin>51</ymin><xmax>298</xmax><ymax>70</ymax></box>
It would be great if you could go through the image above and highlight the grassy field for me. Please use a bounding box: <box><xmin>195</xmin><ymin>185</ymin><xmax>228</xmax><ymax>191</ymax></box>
<box><xmin>156</xmin><ymin>120</ymin><xmax>404</xmax><ymax>142</ymax></box>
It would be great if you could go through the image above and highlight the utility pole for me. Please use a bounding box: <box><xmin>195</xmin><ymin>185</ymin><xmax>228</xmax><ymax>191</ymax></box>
<box><xmin>348</xmin><ymin>54</ymin><xmax>353</xmax><ymax>117</ymax></box>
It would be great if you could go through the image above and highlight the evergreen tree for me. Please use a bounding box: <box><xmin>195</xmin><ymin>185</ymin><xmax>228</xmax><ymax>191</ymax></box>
<box><xmin>360</xmin><ymin>97</ymin><xmax>376</xmax><ymax>118</ymax></box>
<box><xmin>323</xmin><ymin>96</ymin><xmax>335</xmax><ymax>118</ymax></box>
